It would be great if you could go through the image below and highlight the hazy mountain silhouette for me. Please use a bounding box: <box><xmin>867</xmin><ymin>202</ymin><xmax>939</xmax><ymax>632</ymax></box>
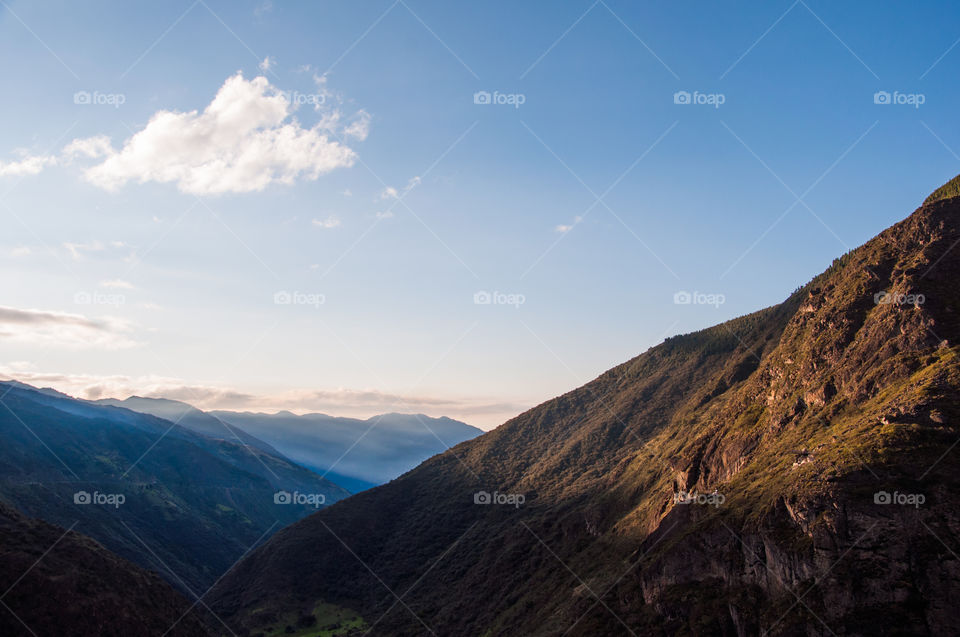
<box><xmin>93</xmin><ymin>396</ymin><xmax>282</xmax><ymax>456</ymax></box>
<box><xmin>207</xmin><ymin>178</ymin><xmax>960</xmax><ymax>635</ymax></box>
<box><xmin>209</xmin><ymin>410</ymin><xmax>483</xmax><ymax>492</ymax></box>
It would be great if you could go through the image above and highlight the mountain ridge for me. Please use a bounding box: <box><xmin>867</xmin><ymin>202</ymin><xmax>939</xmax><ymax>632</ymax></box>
<box><xmin>207</xmin><ymin>184</ymin><xmax>960</xmax><ymax>635</ymax></box>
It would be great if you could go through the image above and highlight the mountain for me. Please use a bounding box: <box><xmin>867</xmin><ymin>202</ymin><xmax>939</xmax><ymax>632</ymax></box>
<box><xmin>0</xmin><ymin>381</ymin><xmax>350</xmax><ymax>595</ymax></box>
<box><xmin>209</xmin><ymin>410</ymin><xmax>483</xmax><ymax>492</ymax></box>
<box><xmin>208</xmin><ymin>180</ymin><xmax>960</xmax><ymax>635</ymax></box>
<box><xmin>93</xmin><ymin>396</ymin><xmax>282</xmax><ymax>456</ymax></box>
<box><xmin>0</xmin><ymin>500</ymin><xmax>210</xmax><ymax>636</ymax></box>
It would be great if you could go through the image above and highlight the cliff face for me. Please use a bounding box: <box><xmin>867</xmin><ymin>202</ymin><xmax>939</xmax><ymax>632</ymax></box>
<box><xmin>209</xmin><ymin>190</ymin><xmax>960</xmax><ymax>636</ymax></box>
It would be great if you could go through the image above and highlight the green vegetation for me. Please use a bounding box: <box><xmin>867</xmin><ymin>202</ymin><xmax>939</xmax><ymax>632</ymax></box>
<box><xmin>254</xmin><ymin>602</ymin><xmax>366</xmax><ymax>637</ymax></box>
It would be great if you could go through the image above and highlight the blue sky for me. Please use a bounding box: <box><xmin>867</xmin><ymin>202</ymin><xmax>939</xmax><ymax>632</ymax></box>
<box><xmin>1</xmin><ymin>0</ymin><xmax>958</xmax><ymax>428</ymax></box>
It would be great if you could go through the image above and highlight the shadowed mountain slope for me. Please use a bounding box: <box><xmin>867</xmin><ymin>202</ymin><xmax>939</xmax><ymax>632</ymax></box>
<box><xmin>208</xmin><ymin>182</ymin><xmax>960</xmax><ymax>636</ymax></box>
<box><xmin>0</xmin><ymin>383</ymin><xmax>350</xmax><ymax>595</ymax></box>
<box><xmin>0</xmin><ymin>501</ymin><xmax>211</xmax><ymax>636</ymax></box>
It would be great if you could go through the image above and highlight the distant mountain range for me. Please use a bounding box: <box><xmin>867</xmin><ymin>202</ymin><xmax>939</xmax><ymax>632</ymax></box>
<box><xmin>0</xmin><ymin>381</ymin><xmax>350</xmax><ymax>595</ymax></box>
<box><xmin>209</xmin><ymin>410</ymin><xmax>483</xmax><ymax>492</ymax></box>
<box><xmin>90</xmin><ymin>396</ymin><xmax>483</xmax><ymax>492</ymax></box>
<box><xmin>93</xmin><ymin>396</ymin><xmax>283</xmax><ymax>456</ymax></box>
<box><xmin>206</xmin><ymin>180</ymin><xmax>960</xmax><ymax>635</ymax></box>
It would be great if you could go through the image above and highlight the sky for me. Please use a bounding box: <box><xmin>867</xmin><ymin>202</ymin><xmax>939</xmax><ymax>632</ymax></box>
<box><xmin>0</xmin><ymin>0</ymin><xmax>958</xmax><ymax>429</ymax></box>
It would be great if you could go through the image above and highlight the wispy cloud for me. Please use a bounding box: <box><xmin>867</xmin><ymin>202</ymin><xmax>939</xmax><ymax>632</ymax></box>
<box><xmin>554</xmin><ymin>216</ymin><xmax>582</xmax><ymax>233</ymax></box>
<box><xmin>0</xmin><ymin>153</ymin><xmax>57</xmax><ymax>177</ymax></box>
<box><xmin>0</xmin><ymin>306</ymin><xmax>139</xmax><ymax>349</ymax></box>
<box><xmin>312</xmin><ymin>215</ymin><xmax>342</xmax><ymax>229</ymax></box>
<box><xmin>63</xmin><ymin>240</ymin><xmax>134</xmax><ymax>261</ymax></box>
<box><xmin>101</xmin><ymin>279</ymin><xmax>135</xmax><ymax>290</ymax></box>
<box><xmin>379</xmin><ymin>175</ymin><xmax>421</xmax><ymax>200</ymax></box>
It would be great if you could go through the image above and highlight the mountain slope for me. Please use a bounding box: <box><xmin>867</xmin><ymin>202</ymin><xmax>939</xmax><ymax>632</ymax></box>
<box><xmin>0</xmin><ymin>501</ymin><xmax>210</xmax><ymax>636</ymax></box>
<box><xmin>0</xmin><ymin>383</ymin><xmax>350</xmax><ymax>595</ymax></box>
<box><xmin>93</xmin><ymin>396</ymin><xmax>283</xmax><ymax>456</ymax></box>
<box><xmin>210</xmin><ymin>410</ymin><xmax>483</xmax><ymax>491</ymax></box>
<box><xmin>209</xmin><ymin>185</ymin><xmax>960</xmax><ymax>635</ymax></box>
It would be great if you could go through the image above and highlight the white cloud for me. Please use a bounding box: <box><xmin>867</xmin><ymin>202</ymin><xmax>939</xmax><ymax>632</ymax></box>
<box><xmin>379</xmin><ymin>175</ymin><xmax>421</xmax><ymax>200</ymax></box>
<box><xmin>0</xmin><ymin>153</ymin><xmax>57</xmax><ymax>177</ymax></box>
<box><xmin>101</xmin><ymin>279</ymin><xmax>135</xmax><ymax>290</ymax></box>
<box><xmin>312</xmin><ymin>215</ymin><xmax>341</xmax><ymax>229</ymax></box>
<box><xmin>63</xmin><ymin>73</ymin><xmax>363</xmax><ymax>196</ymax></box>
<box><xmin>64</xmin><ymin>240</ymin><xmax>133</xmax><ymax>261</ymax></box>
<box><xmin>254</xmin><ymin>0</ymin><xmax>273</xmax><ymax>17</ymax></box>
<box><xmin>259</xmin><ymin>56</ymin><xmax>274</xmax><ymax>72</ymax></box>
<box><xmin>555</xmin><ymin>216</ymin><xmax>583</xmax><ymax>233</ymax></box>
<box><xmin>0</xmin><ymin>306</ymin><xmax>138</xmax><ymax>349</ymax></box>
<box><xmin>63</xmin><ymin>135</ymin><xmax>113</xmax><ymax>160</ymax></box>
<box><xmin>344</xmin><ymin>110</ymin><xmax>371</xmax><ymax>141</ymax></box>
